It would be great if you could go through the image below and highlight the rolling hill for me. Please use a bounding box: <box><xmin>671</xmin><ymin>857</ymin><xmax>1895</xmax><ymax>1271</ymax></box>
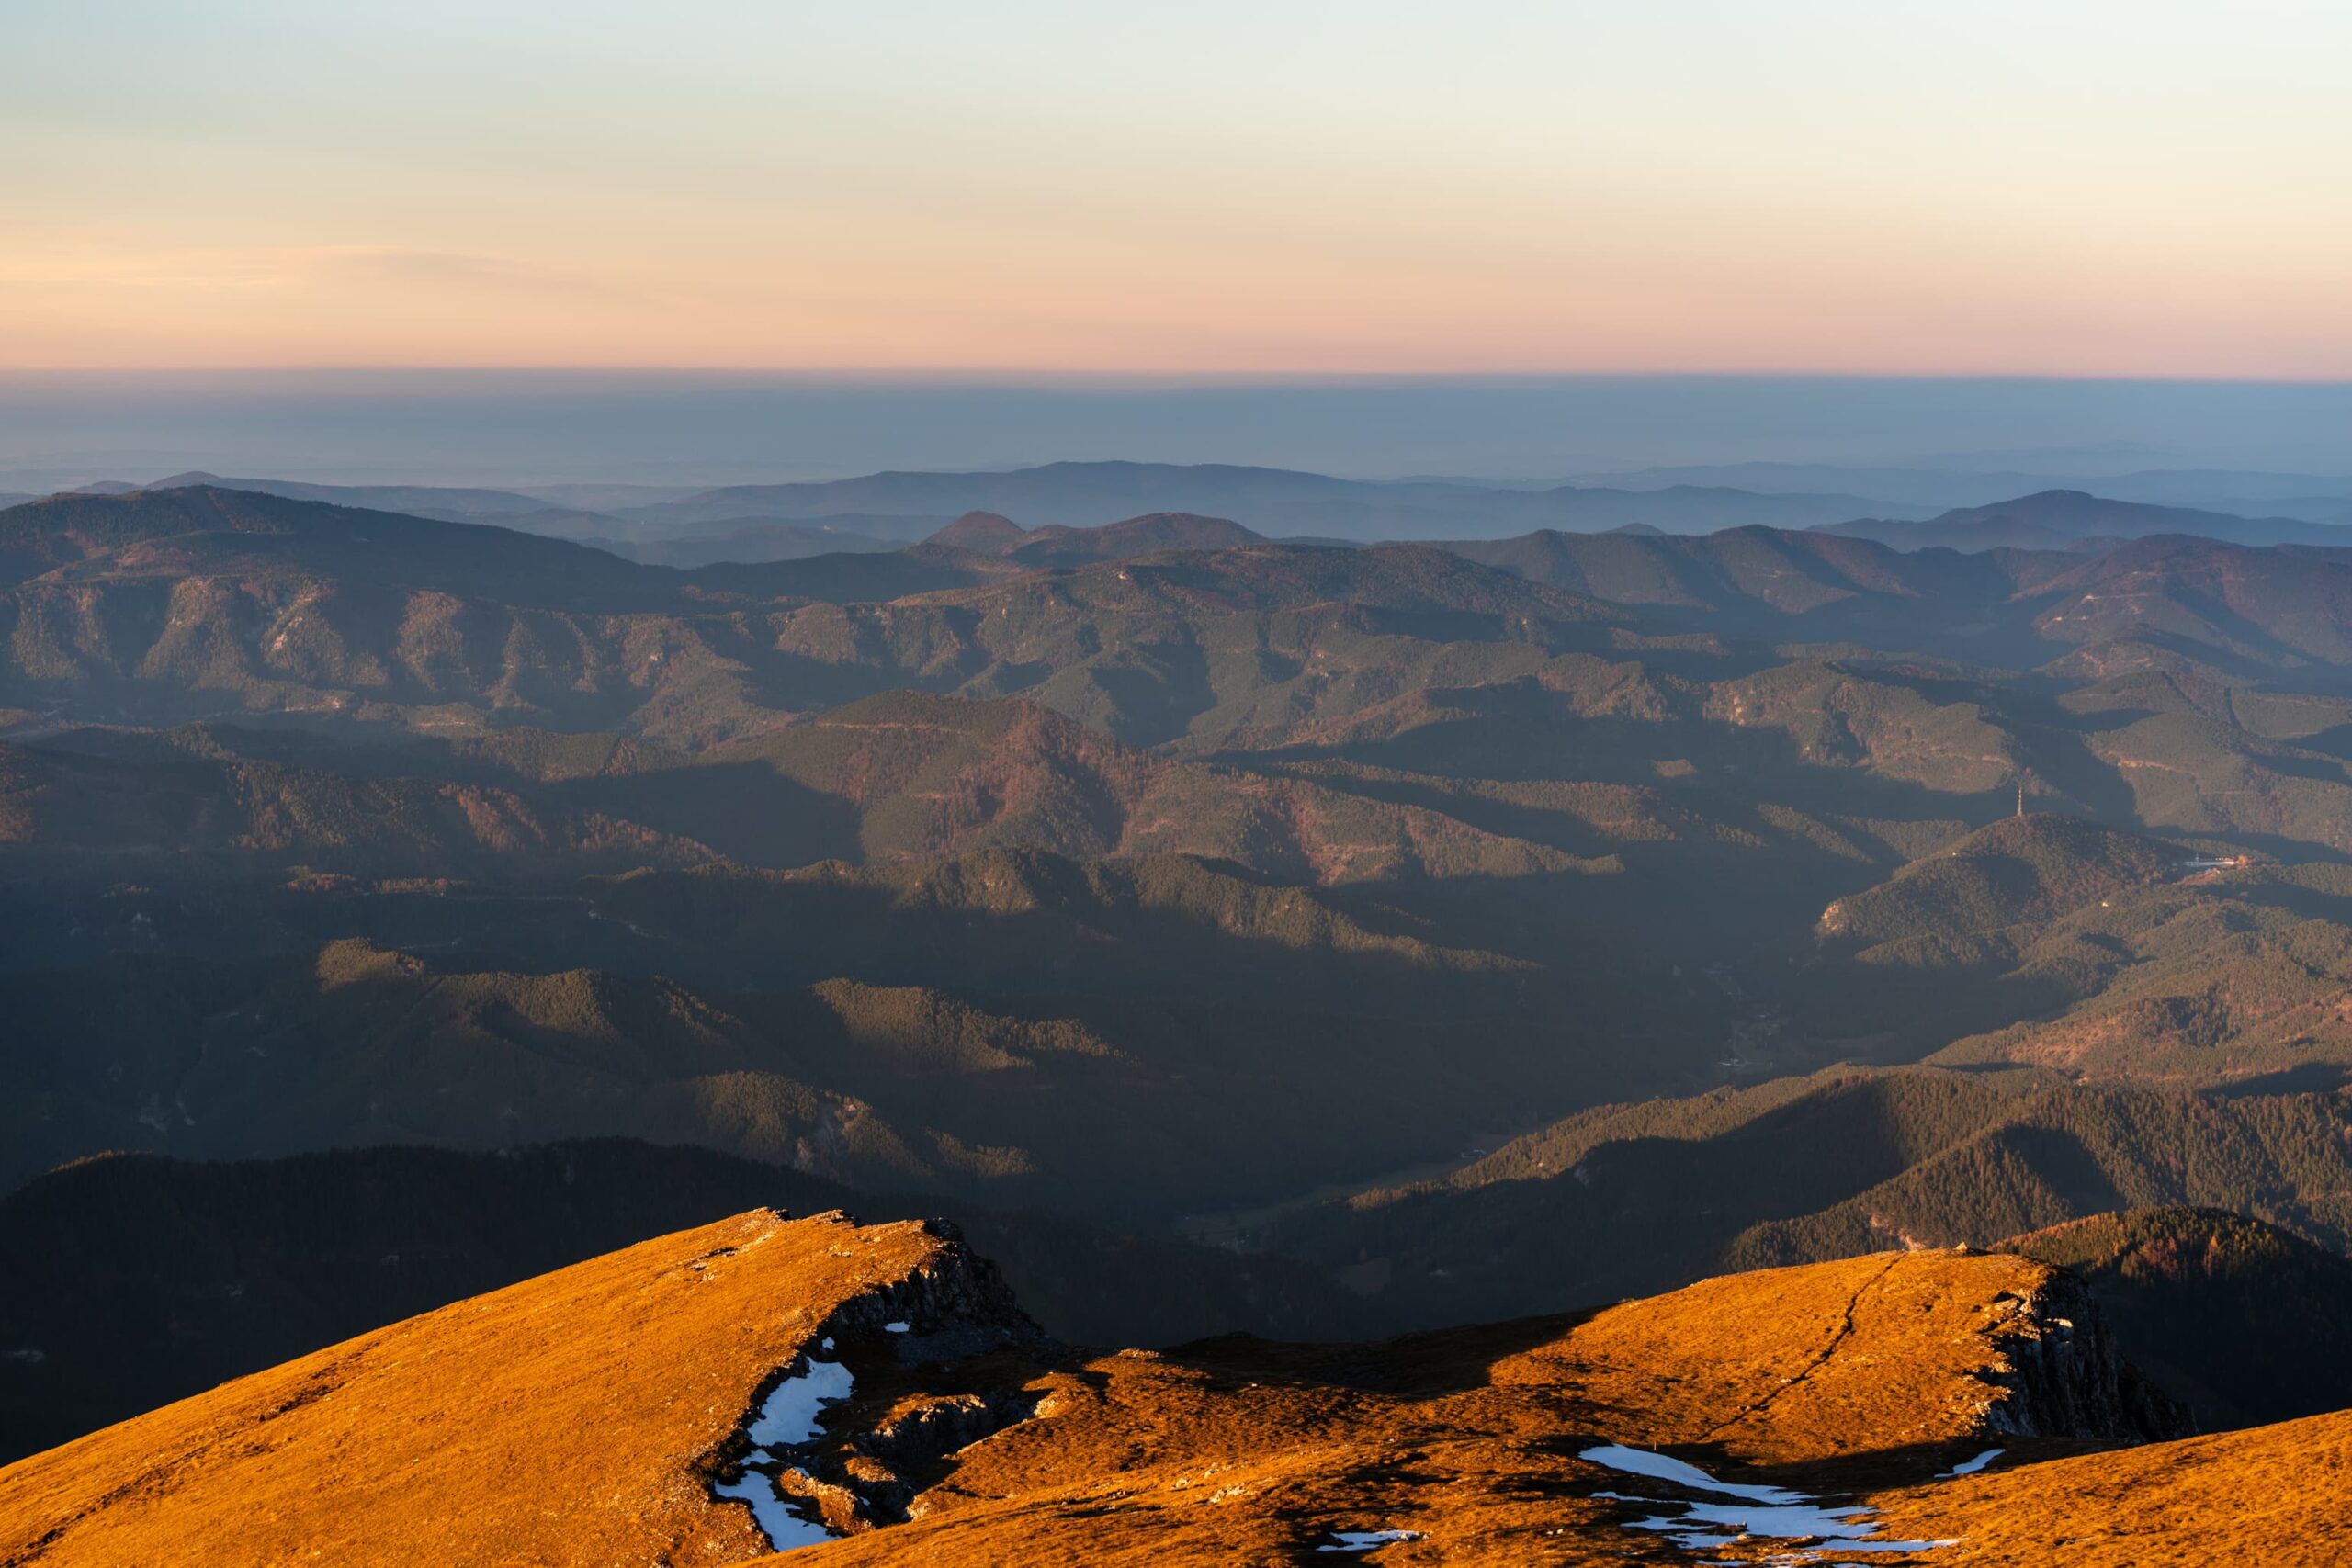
<box><xmin>1261</xmin><ymin>1066</ymin><xmax>2352</xmax><ymax>1330</ymax></box>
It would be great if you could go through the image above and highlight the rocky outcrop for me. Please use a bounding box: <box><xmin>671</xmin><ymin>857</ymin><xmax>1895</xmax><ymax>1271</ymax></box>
<box><xmin>817</xmin><ymin>1216</ymin><xmax>1046</xmax><ymax>1360</ymax></box>
<box><xmin>1976</xmin><ymin>1268</ymin><xmax>2193</xmax><ymax>1441</ymax></box>
<box><xmin>705</xmin><ymin>1217</ymin><xmax>1055</xmax><ymax>1540</ymax></box>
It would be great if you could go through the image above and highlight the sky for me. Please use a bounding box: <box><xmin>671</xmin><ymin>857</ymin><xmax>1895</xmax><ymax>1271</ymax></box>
<box><xmin>5</xmin><ymin>1</ymin><xmax>2350</xmax><ymax>378</ymax></box>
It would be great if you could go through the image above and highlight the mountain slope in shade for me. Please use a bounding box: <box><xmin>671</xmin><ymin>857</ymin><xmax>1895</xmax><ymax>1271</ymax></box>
<box><xmin>0</xmin><ymin>734</ymin><xmax>721</xmax><ymax>881</ymax></box>
<box><xmin>0</xmin><ymin>485</ymin><xmax>652</xmax><ymax>605</ymax></box>
<box><xmin>2001</xmin><ymin>1208</ymin><xmax>2352</xmax><ymax>1433</ymax></box>
<box><xmin>2021</xmin><ymin>534</ymin><xmax>2352</xmax><ymax>666</ymax></box>
<box><xmin>665</xmin><ymin>689</ymin><xmax>1599</xmax><ymax>882</ymax></box>
<box><xmin>0</xmin><ymin>1221</ymin><xmax>2181</xmax><ymax>1565</ymax></box>
<box><xmin>143</xmin><ymin>471</ymin><xmax>571</xmax><ymax>520</ymax></box>
<box><xmin>0</xmin><ymin>923</ymin><xmax>1593</xmax><ymax>1224</ymax></box>
<box><xmin>1816</xmin><ymin>814</ymin><xmax>2181</xmax><ymax>961</ymax></box>
<box><xmin>1261</xmin><ymin>1066</ymin><xmax>2352</xmax><ymax>1330</ymax></box>
<box><xmin>0</xmin><ymin>1141</ymin><xmax>1375</xmax><ymax>1464</ymax></box>
<box><xmin>923</xmin><ymin>509</ymin><xmax>1267</xmax><ymax>566</ymax></box>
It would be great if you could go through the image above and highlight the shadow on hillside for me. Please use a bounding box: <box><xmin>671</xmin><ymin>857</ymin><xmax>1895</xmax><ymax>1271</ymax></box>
<box><xmin>554</xmin><ymin>760</ymin><xmax>864</xmax><ymax>868</ymax></box>
<box><xmin>1153</xmin><ymin>1307</ymin><xmax>1599</xmax><ymax>1401</ymax></box>
<box><xmin>2279</xmin><ymin>721</ymin><xmax>2352</xmax><ymax>762</ymax></box>
<box><xmin>2205</xmin><ymin>1062</ymin><xmax>2352</xmax><ymax>1098</ymax></box>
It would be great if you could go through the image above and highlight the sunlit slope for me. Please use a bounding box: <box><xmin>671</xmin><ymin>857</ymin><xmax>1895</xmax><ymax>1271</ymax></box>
<box><xmin>0</xmin><ymin>1229</ymin><xmax>2182</xmax><ymax>1566</ymax></box>
<box><xmin>0</xmin><ymin>1210</ymin><xmax>1001</xmax><ymax>1567</ymax></box>
<box><xmin>1874</xmin><ymin>1405</ymin><xmax>2352</xmax><ymax>1566</ymax></box>
<box><xmin>785</xmin><ymin>1251</ymin><xmax>2173</xmax><ymax>1565</ymax></box>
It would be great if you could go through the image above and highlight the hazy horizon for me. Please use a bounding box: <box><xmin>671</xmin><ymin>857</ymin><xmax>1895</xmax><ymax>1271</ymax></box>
<box><xmin>5</xmin><ymin>370</ymin><xmax>2348</xmax><ymax>491</ymax></box>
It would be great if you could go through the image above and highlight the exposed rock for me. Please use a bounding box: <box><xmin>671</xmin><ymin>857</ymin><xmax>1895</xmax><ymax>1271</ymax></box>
<box><xmin>705</xmin><ymin>1216</ymin><xmax>1053</xmax><ymax>1538</ymax></box>
<box><xmin>1977</xmin><ymin>1270</ymin><xmax>2193</xmax><ymax>1441</ymax></box>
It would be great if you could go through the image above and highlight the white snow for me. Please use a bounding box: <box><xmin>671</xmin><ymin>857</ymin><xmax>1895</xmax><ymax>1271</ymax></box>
<box><xmin>1578</xmin><ymin>1443</ymin><xmax>1957</xmax><ymax>1562</ymax></box>
<box><xmin>884</xmin><ymin>1321</ymin><xmax>911</xmax><ymax>1334</ymax></box>
<box><xmin>745</xmin><ymin>1356</ymin><xmax>854</xmax><ymax>1448</ymax></box>
<box><xmin>1317</xmin><ymin>1529</ymin><xmax>1424</xmax><ymax>1552</ymax></box>
<box><xmin>1577</xmin><ymin>1445</ymin><xmax>1806</xmax><ymax>1504</ymax></box>
<box><xmin>1627</xmin><ymin>1499</ymin><xmax>1881</xmax><ymax>1540</ymax></box>
<box><xmin>712</xmin><ymin>1470</ymin><xmax>835</xmax><ymax>1551</ymax></box>
<box><xmin>1938</xmin><ymin>1448</ymin><xmax>2003</xmax><ymax>1478</ymax></box>
<box><xmin>713</xmin><ymin>1351</ymin><xmax>861</xmax><ymax>1551</ymax></box>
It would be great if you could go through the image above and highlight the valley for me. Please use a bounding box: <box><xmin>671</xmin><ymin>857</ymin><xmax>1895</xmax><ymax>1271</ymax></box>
<box><xmin>9</xmin><ymin>478</ymin><xmax>2352</xmax><ymax>1556</ymax></box>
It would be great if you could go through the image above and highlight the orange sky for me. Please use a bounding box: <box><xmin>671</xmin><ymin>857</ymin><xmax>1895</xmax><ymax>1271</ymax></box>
<box><xmin>4</xmin><ymin>3</ymin><xmax>2347</xmax><ymax>375</ymax></box>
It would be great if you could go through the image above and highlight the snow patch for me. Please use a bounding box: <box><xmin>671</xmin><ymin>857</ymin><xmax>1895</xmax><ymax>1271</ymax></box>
<box><xmin>713</xmin><ymin>1348</ymin><xmax>858</xmax><ymax>1552</ymax></box>
<box><xmin>884</xmin><ymin>1321</ymin><xmax>910</xmax><ymax>1334</ymax></box>
<box><xmin>1578</xmin><ymin>1444</ymin><xmax>1804</xmax><ymax>1504</ymax></box>
<box><xmin>746</xmin><ymin>1356</ymin><xmax>854</xmax><ymax>1448</ymax></box>
<box><xmin>1938</xmin><ymin>1448</ymin><xmax>2003</xmax><ymax>1479</ymax></box>
<box><xmin>712</xmin><ymin>1470</ymin><xmax>834</xmax><ymax>1551</ymax></box>
<box><xmin>1318</xmin><ymin>1528</ymin><xmax>1424</xmax><ymax>1552</ymax></box>
<box><xmin>1578</xmin><ymin>1445</ymin><xmax>1957</xmax><ymax>1562</ymax></box>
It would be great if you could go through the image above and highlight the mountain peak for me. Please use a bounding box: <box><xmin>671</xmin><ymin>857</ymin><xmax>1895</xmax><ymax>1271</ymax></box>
<box><xmin>926</xmin><ymin>510</ymin><xmax>1029</xmax><ymax>551</ymax></box>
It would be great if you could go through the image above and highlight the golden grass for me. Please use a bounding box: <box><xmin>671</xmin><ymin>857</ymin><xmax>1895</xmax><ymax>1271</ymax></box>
<box><xmin>0</xmin><ymin>1209</ymin><xmax>945</xmax><ymax>1567</ymax></box>
<box><xmin>0</xmin><ymin>1230</ymin><xmax>2171</xmax><ymax>1567</ymax></box>
<box><xmin>791</xmin><ymin>1252</ymin><xmax>2065</xmax><ymax>1565</ymax></box>
<box><xmin>1873</xmin><ymin>1406</ymin><xmax>2352</xmax><ymax>1565</ymax></box>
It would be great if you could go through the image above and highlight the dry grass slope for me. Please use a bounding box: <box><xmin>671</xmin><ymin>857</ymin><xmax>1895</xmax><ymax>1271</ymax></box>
<box><xmin>0</xmin><ymin>1226</ymin><xmax>2176</xmax><ymax>1568</ymax></box>
<box><xmin>0</xmin><ymin>1210</ymin><xmax>951</xmax><ymax>1567</ymax></box>
<box><xmin>1874</xmin><ymin>1406</ymin><xmax>2352</xmax><ymax>1565</ymax></box>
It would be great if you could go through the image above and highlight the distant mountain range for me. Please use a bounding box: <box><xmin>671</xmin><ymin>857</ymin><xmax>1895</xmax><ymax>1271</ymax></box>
<box><xmin>1814</xmin><ymin>489</ymin><xmax>2352</xmax><ymax>551</ymax></box>
<box><xmin>605</xmin><ymin>459</ymin><xmax>1936</xmax><ymax>542</ymax></box>
<box><xmin>1566</xmin><ymin>461</ymin><xmax>2352</xmax><ymax>517</ymax></box>
<box><xmin>31</xmin><ymin>463</ymin><xmax>2352</xmax><ymax>573</ymax></box>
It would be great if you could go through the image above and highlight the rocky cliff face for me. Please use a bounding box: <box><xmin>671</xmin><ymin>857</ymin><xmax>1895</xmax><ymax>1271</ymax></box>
<box><xmin>778</xmin><ymin>1216</ymin><xmax>1046</xmax><ymax>1359</ymax></box>
<box><xmin>1977</xmin><ymin>1266</ymin><xmax>2194</xmax><ymax>1441</ymax></box>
